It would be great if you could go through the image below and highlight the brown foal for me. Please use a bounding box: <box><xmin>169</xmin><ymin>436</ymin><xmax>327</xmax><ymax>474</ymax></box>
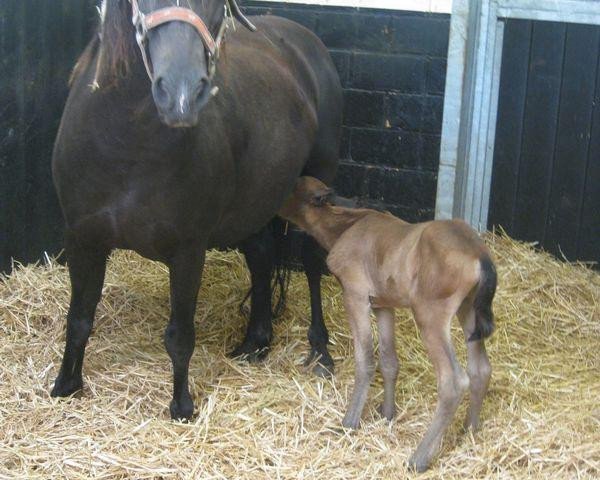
<box><xmin>279</xmin><ymin>177</ymin><xmax>497</xmax><ymax>471</ymax></box>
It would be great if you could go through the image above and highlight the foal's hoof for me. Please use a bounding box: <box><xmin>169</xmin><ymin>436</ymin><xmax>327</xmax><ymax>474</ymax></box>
<box><xmin>377</xmin><ymin>403</ymin><xmax>396</xmax><ymax>422</ymax></box>
<box><xmin>169</xmin><ymin>397</ymin><xmax>194</xmax><ymax>421</ymax></box>
<box><xmin>50</xmin><ymin>375</ymin><xmax>83</xmax><ymax>398</ymax></box>
<box><xmin>304</xmin><ymin>348</ymin><xmax>334</xmax><ymax>378</ymax></box>
<box><xmin>229</xmin><ymin>340</ymin><xmax>270</xmax><ymax>363</ymax></box>
<box><xmin>341</xmin><ymin>415</ymin><xmax>360</xmax><ymax>430</ymax></box>
<box><xmin>408</xmin><ymin>452</ymin><xmax>432</xmax><ymax>473</ymax></box>
<box><xmin>463</xmin><ymin>413</ymin><xmax>481</xmax><ymax>432</ymax></box>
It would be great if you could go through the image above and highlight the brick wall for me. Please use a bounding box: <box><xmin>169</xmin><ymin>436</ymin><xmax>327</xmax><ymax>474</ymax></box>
<box><xmin>243</xmin><ymin>1</ymin><xmax>449</xmax><ymax>221</ymax></box>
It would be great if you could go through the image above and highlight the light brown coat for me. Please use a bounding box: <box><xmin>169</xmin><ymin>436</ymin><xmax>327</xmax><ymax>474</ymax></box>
<box><xmin>280</xmin><ymin>177</ymin><xmax>497</xmax><ymax>471</ymax></box>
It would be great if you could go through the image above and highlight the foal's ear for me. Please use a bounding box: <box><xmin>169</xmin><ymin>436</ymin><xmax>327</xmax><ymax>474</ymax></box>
<box><xmin>310</xmin><ymin>187</ymin><xmax>334</xmax><ymax>207</ymax></box>
<box><xmin>228</xmin><ymin>0</ymin><xmax>257</xmax><ymax>32</ymax></box>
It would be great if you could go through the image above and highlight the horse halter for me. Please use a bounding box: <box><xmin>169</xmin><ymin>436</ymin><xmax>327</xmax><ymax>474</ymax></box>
<box><xmin>127</xmin><ymin>0</ymin><xmax>255</xmax><ymax>82</ymax></box>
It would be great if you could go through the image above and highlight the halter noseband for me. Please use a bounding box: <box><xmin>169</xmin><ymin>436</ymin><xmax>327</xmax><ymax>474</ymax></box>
<box><xmin>128</xmin><ymin>0</ymin><xmax>247</xmax><ymax>82</ymax></box>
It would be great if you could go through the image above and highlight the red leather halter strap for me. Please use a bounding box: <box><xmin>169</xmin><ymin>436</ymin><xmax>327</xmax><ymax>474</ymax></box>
<box><xmin>142</xmin><ymin>7</ymin><xmax>217</xmax><ymax>56</ymax></box>
<box><xmin>128</xmin><ymin>0</ymin><xmax>225</xmax><ymax>82</ymax></box>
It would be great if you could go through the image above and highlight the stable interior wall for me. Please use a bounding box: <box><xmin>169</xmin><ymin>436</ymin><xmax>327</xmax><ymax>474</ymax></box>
<box><xmin>244</xmin><ymin>1</ymin><xmax>450</xmax><ymax>222</ymax></box>
<box><xmin>0</xmin><ymin>0</ymin><xmax>450</xmax><ymax>273</ymax></box>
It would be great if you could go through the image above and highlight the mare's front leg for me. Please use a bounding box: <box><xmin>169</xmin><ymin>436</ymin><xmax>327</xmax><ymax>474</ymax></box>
<box><xmin>230</xmin><ymin>226</ymin><xmax>274</xmax><ymax>362</ymax></box>
<box><xmin>301</xmin><ymin>235</ymin><xmax>334</xmax><ymax>377</ymax></box>
<box><xmin>51</xmin><ymin>239</ymin><xmax>109</xmax><ymax>397</ymax></box>
<box><xmin>165</xmin><ymin>247</ymin><xmax>205</xmax><ymax>420</ymax></box>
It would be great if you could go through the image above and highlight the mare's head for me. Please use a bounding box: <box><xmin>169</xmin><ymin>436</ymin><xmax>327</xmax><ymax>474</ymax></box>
<box><xmin>99</xmin><ymin>0</ymin><xmax>255</xmax><ymax>127</ymax></box>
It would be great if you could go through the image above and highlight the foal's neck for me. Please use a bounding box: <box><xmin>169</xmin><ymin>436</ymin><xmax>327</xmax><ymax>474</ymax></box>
<box><xmin>302</xmin><ymin>206</ymin><xmax>371</xmax><ymax>251</ymax></box>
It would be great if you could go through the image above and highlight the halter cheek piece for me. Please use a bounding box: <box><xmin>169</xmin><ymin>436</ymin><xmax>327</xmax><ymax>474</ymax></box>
<box><xmin>127</xmin><ymin>0</ymin><xmax>256</xmax><ymax>82</ymax></box>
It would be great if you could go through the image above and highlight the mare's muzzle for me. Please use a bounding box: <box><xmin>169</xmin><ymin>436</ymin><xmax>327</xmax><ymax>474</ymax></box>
<box><xmin>127</xmin><ymin>0</ymin><xmax>256</xmax><ymax>127</ymax></box>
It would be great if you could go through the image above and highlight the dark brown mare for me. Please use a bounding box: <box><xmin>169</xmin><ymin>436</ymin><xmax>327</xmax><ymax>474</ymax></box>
<box><xmin>50</xmin><ymin>0</ymin><xmax>342</xmax><ymax>420</ymax></box>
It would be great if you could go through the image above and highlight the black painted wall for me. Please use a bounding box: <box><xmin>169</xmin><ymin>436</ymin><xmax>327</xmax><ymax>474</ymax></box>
<box><xmin>489</xmin><ymin>19</ymin><xmax>600</xmax><ymax>265</ymax></box>
<box><xmin>0</xmin><ymin>1</ymin><xmax>97</xmax><ymax>273</ymax></box>
<box><xmin>243</xmin><ymin>1</ymin><xmax>449</xmax><ymax>221</ymax></box>
<box><xmin>0</xmin><ymin>1</ymin><xmax>449</xmax><ymax>273</ymax></box>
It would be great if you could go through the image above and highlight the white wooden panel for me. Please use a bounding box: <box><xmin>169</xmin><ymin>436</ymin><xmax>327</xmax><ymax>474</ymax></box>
<box><xmin>254</xmin><ymin>0</ymin><xmax>453</xmax><ymax>13</ymax></box>
<box><xmin>436</xmin><ymin>0</ymin><xmax>600</xmax><ymax>230</ymax></box>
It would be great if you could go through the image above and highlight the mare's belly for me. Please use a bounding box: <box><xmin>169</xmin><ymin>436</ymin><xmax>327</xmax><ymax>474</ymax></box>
<box><xmin>208</xmin><ymin>160</ymin><xmax>307</xmax><ymax>247</ymax></box>
<box><xmin>68</xmin><ymin>207</ymin><xmax>187</xmax><ymax>261</ymax></box>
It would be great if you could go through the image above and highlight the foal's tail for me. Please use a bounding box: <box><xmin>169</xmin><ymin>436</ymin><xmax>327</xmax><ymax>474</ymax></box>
<box><xmin>469</xmin><ymin>255</ymin><xmax>497</xmax><ymax>342</ymax></box>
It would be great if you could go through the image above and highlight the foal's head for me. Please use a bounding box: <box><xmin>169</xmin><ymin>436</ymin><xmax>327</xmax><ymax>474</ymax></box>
<box><xmin>279</xmin><ymin>177</ymin><xmax>334</xmax><ymax>226</ymax></box>
<box><xmin>99</xmin><ymin>0</ymin><xmax>254</xmax><ymax>127</ymax></box>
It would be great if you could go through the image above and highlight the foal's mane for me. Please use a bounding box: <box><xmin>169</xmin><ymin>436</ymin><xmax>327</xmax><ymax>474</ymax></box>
<box><xmin>70</xmin><ymin>0</ymin><xmax>137</xmax><ymax>87</ymax></box>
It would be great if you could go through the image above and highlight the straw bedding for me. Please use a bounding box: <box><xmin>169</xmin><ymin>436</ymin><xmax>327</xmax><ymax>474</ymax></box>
<box><xmin>1</xmin><ymin>232</ymin><xmax>598</xmax><ymax>479</ymax></box>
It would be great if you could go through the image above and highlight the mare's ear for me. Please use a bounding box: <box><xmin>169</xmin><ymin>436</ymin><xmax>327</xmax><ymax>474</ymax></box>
<box><xmin>228</xmin><ymin>0</ymin><xmax>257</xmax><ymax>31</ymax></box>
<box><xmin>310</xmin><ymin>187</ymin><xmax>334</xmax><ymax>207</ymax></box>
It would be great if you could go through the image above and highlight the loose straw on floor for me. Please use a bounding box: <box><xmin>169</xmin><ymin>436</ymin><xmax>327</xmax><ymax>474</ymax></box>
<box><xmin>0</xmin><ymin>232</ymin><xmax>598</xmax><ymax>479</ymax></box>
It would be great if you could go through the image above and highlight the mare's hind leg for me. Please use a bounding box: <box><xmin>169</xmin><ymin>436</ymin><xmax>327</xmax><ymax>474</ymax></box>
<box><xmin>301</xmin><ymin>235</ymin><xmax>334</xmax><ymax>377</ymax></box>
<box><xmin>165</xmin><ymin>247</ymin><xmax>205</xmax><ymax>420</ymax></box>
<box><xmin>458</xmin><ymin>301</ymin><xmax>492</xmax><ymax>431</ymax></box>
<box><xmin>231</xmin><ymin>226</ymin><xmax>274</xmax><ymax>362</ymax></box>
<box><xmin>51</xmin><ymin>239</ymin><xmax>108</xmax><ymax>397</ymax></box>
<box><xmin>409</xmin><ymin>305</ymin><xmax>469</xmax><ymax>472</ymax></box>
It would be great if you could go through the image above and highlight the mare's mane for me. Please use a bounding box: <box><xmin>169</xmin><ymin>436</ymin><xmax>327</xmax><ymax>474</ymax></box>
<box><xmin>70</xmin><ymin>0</ymin><xmax>137</xmax><ymax>87</ymax></box>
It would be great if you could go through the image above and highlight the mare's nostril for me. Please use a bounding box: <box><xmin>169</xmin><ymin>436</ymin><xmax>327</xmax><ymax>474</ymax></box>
<box><xmin>195</xmin><ymin>77</ymin><xmax>210</xmax><ymax>102</ymax></box>
<box><xmin>153</xmin><ymin>76</ymin><xmax>172</xmax><ymax>108</ymax></box>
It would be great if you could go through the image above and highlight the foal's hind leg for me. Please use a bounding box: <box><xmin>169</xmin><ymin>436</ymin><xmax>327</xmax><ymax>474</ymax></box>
<box><xmin>231</xmin><ymin>226</ymin><xmax>274</xmax><ymax>362</ymax></box>
<box><xmin>165</xmin><ymin>247</ymin><xmax>205</xmax><ymax>420</ymax></box>
<box><xmin>374</xmin><ymin>308</ymin><xmax>398</xmax><ymax>421</ymax></box>
<box><xmin>458</xmin><ymin>302</ymin><xmax>492</xmax><ymax>431</ymax></box>
<box><xmin>301</xmin><ymin>235</ymin><xmax>334</xmax><ymax>377</ymax></box>
<box><xmin>409</xmin><ymin>305</ymin><xmax>469</xmax><ymax>472</ymax></box>
<box><xmin>51</xmin><ymin>240</ymin><xmax>108</xmax><ymax>398</ymax></box>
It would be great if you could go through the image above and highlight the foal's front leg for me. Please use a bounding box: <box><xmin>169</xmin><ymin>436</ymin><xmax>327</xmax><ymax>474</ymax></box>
<box><xmin>374</xmin><ymin>308</ymin><xmax>398</xmax><ymax>421</ymax></box>
<box><xmin>165</xmin><ymin>247</ymin><xmax>205</xmax><ymax>420</ymax></box>
<box><xmin>342</xmin><ymin>291</ymin><xmax>374</xmax><ymax>429</ymax></box>
<box><xmin>51</xmin><ymin>240</ymin><xmax>108</xmax><ymax>398</ymax></box>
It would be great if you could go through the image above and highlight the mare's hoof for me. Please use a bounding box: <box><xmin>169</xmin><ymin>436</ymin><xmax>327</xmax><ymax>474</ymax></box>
<box><xmin>170</xmin><ymin>397</ymin><xmax>194</xmax><ymax>421</ymax></box>
<box><xmin>229</xmin><ymin>340</ymin><xmax>270</xmax><ymax>363</ymax></box>
<box><xmin>312</xmin><ymin>362</ymin><xmax>334</xmax><ymax>378</ymax></box>
<box><xmin>50</xmin><ymin>375</ymin><xmax>83</xmax><ymax>398</ymax></box>
<box><xmin>407</xmin><ymin>452</ymin><xmax>431</xmax><ymax>473</ymax></box>
<box><xmin>304</xmin><ymin>348</ymin><xmax>334</xmax><ymax>378</ymax></box>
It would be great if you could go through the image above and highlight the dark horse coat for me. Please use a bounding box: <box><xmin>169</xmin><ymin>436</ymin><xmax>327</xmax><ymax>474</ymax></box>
<box><xmin>51</xmin><ymin>0</ymin><xmax>342</xmax><ymax>420</ymax></box>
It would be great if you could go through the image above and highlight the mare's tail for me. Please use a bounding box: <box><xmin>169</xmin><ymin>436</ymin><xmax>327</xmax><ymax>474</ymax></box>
<box><xmin>239</xmin><ymin>218</ymin><xmax>292</xmax><ymax>319</ymax></box>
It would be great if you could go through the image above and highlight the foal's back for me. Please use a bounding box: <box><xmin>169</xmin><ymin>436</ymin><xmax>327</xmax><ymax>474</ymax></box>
<box><xmin>326</xmin><ymin>214</ymin><xmax>489</xmax><ymax>308</ymax></box>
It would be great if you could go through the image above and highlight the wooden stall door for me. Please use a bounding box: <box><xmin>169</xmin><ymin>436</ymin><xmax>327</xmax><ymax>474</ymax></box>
<box><xmin>489</xmin><ymin>19</ymin><xmax>600</xmax><ymax>265</ymax></box>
